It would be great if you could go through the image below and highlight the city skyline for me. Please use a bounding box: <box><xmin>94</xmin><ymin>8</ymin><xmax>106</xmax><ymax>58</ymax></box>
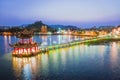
<box><xmin>0</xmin><ymin>0</ymin><xmax>120</xmax><ymax>27</ymax></box>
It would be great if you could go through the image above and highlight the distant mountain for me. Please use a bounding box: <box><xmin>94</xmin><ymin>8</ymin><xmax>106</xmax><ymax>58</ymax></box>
<box><xmin>48</xmin><ymin>25</ymin><xmax>80</xmax><ymax>30</ymax></box>
<box><xmin>26</xmin><ymin>21</ymin><xmax>45</xmax><ymax>29</ymax></box>
<box><xmin>98</xmin><ymin>26</ymin><xmax>115</xmax><ymax>29</ymax></box>
<box><xmin>25</xmin><ymin>21</ymin><xmax>80</xmax><ymax>32</ymax></box>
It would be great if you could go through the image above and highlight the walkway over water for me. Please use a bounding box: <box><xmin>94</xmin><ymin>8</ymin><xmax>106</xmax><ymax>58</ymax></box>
<box><xmin>9</xmin><ymin>34</ymin><xmax>120</xmax><ymax>57</ymax></box>
<box><xmin>40</xmin><ymin>36</ymin><xmax>120</xmax><ymax>53</ymax></box>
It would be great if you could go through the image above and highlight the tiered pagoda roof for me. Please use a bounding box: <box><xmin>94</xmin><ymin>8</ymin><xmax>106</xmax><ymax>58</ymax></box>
<box><xmin>9</xmin><ymin>42</ymin><xmax>38</xmax><ymax>48</ymax></box>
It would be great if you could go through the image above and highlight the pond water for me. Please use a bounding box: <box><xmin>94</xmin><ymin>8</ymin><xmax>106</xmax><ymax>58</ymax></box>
<box><xmin>0</xmin><ymin>35</ymin><xmax>120</xmax><ymax>80</ymax></box>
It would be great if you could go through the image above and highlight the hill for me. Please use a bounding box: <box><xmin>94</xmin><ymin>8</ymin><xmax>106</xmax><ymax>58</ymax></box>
<box><xmin>25</xmin><ymin>21</ymin><xmax>80</xmax><ymax>32</ymax></box>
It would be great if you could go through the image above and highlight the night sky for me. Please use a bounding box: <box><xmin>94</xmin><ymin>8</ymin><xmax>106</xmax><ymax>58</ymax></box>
<box><xmin>0</xmin><ymin>0</ymin><xmax>120</xmax><ymax>27</ymax></box>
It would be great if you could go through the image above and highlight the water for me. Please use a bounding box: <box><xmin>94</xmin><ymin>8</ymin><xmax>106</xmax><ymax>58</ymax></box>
<box><xmin>0</xmin><ymin>35</ymin><xmax>120</xmax><ymax>80</ymax></box>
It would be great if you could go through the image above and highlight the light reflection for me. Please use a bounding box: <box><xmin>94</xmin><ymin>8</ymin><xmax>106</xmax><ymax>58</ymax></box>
<box><xmin>41</xmin><ymin>53</ymin><xmax>49</xmax><ymax>76</ymax></box>
<box><xmin>73</xmin><ymin>45</ymin><xmax>80</xmax><ymax>61</ymax></box>
<box><xmin>4</xmin><ymin>35</ymin><xmax>9</xmax><ymax>53</ymax></box>
<box><xmin>53</xmin><ymin>52</ymin><xmax>58</xmax><ymax>63</ymax></box>
<box><xmin>99</xmin><ymin>46</ymin><xmax>105</xmax><ymax>58</ymax></box>
<box><xmin>98</xmin><ymin>45</ymin><xmax>105</xmax><ymax>65</ymax></box>
<box><xmin>68</xmin><ymin>46</ymin><xmax>74</xmax><ymax>61</ymax></box>
<box><xmin>12</xmin><ymin>56</ymin><xmax>38</xmax><ymax>79</ymax></box>
<box><xmin>23</xmin><ymin>64</ymin><xmax>32</xmax><ymax>80</ymax></box>
<box><xmin>79</xmin><ymin>44</ymin><xmax>86</xmax><ymax>55</ymax></box>
<box><xmin>58</xmin><ymin>35</ymin><xmax>61</xmax><ymax>44</ymax></box>
<box><xmin>110</xmin><ymin>42</ymin><xmax>118</xmax><ymax>68</ymax></box>
<box><xmin>109</xmin><ymin>42</ymin><xmax>120</xmax><ymax>78</ymax></box>
<box><xmin>41</xmin><ymin>35</ymin><xmax>48</xmax><ymax>46</ymax></box>
<box><xmin>41</xmin><ymin>35</ymin><xmax>47</xmax><ymax>42</ymax></box>
<box><xmin>8</xmin><ymin>36</ymin><xmax>11</xmax><ymax>44</ymax></box>
<box><xmin>12</xmin><ymin>53</ymin><xmax>51</xmax><ymax>79</ymax></box>
<box><xmin>50</xmin><ymin>49</ymin><xmax>59</xmax><ymax>68</ymax></box>
<box><xmin>60</xmin><ymin>48</ymin><xmax>67</xmax><ymax>66</ymax></box>
<box><xmin>48</xmin><ymin>35</ymin><xmax>52</xmax><ymax>45</ymax></box>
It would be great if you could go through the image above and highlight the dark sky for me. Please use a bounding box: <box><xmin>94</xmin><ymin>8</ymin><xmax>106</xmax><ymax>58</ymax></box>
<box><xmin>0</xmin><ymin>0</ymin><xmax>120</xmax><ymax>27</ymax></box>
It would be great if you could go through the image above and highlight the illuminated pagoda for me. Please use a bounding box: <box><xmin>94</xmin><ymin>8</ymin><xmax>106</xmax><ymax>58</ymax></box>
<box><xmin>10</xmin><ymin>29</ymin><xmax>39</xmax><ymax>57</ymax></box>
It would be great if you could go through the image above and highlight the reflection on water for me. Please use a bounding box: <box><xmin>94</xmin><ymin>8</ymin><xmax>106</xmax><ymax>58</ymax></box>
<box><xmin>39</xmin><ymin>35</ymin><xmax>80</xmax><ymax>46</ymax></box>
<box><xmin>60</xmin><ymin>48</ymin><xmax>68</xmax><ymax>66</ymax></box>
<box><xmin>12</xmin><ymin>46</ymin><xmax>80</xmax><ymax>79</ymax></box>
<box><xmin>12</xmin><ymin>52</ymin><xmax>50</xmax><ymax>80</ymax></box>
<box><xmin>110</xmin><ymin>42</ymin><xmax>118</xmax><ymax>65</ymax></box>
<box><xmin>4</xmin><ymin>35</ymin><xmax>8</xmax><ymax>53</ymax></box>
<box><xmin>12</xmin><ymin>56</ymin><xmax>39</xmax><ymax>80</ymax></box>
<box><xmin>8</xmin><ymin>36</ymin><xmax>11</xmax><ymax>44</ymax></box>
<box><xmin>1</xmin><ymin>35</ymin><xmax>120</xmax><ymax>80</ymax></box>
<box><xmin>109</xmin><ymin>42</ymin><xmax>120</xmax><ymax>79</ymax></box>
<box><xmin>40</xmin><ymin>53</ymin><xmax>49</xmax><ymax>76</ymax></box>
<box><xmin>4</xmin><ymin>35</ymin><xmax>11</xmax><ymax>53</ymax></box>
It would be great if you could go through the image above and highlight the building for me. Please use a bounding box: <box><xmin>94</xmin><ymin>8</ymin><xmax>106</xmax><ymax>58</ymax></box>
<box><xmin>41</xmin><ymin>25</ymin><xmax>47</xmax><ymax>33</ymax></box>
<box><xmin>9</xmin><ymin>29</ymin><xmax>39</xmax><ymax>57</ymax></box>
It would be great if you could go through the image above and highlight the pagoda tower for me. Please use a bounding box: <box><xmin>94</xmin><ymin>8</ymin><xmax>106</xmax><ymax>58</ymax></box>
<box><xmin>9</xmin><ymin>29</ymin><xmax>39</xmax><ymax>57</ymax></box>
<box><xmin>41</xmin><ymin>25</ymin><xmax>47</xmax><ymax>33</ymax></box>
